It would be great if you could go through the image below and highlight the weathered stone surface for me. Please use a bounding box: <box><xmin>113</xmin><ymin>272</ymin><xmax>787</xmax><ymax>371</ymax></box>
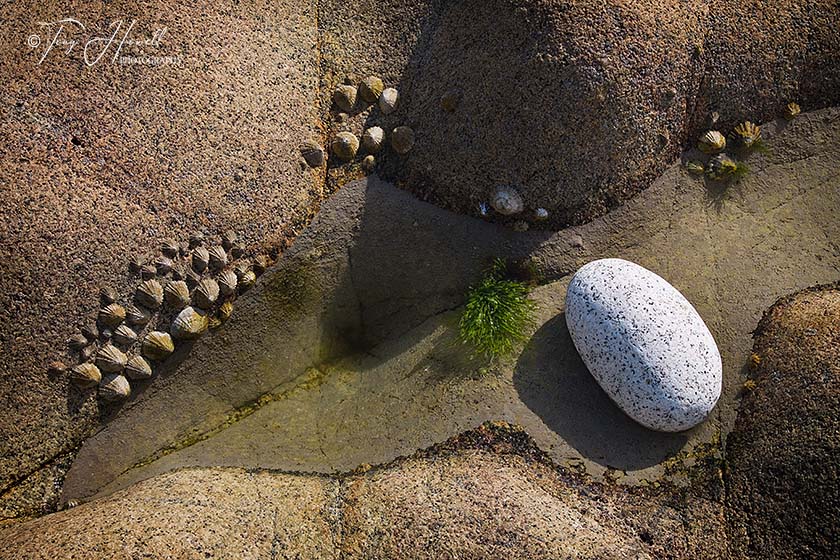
<box><xmin>565</xmin><ymin>258</ymin><xmax>722</xmax><ymax>432</ymax></box>
<box><xmin>726</xmin><ymin>284</ymin><xmax>840</xmax><ymax>559</ymax></box>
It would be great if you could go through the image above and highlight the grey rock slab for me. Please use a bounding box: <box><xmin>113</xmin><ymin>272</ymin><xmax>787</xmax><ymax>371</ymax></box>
<box><xmin>63</xmin><ymin>109</ymin><xmax>840</xmax><ymax>502</ymax></box>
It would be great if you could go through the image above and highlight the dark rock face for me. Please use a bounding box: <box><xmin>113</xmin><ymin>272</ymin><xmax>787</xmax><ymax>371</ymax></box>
<box><xmin>725</xmin><ymin>284</ymin><xmax>840</xmax><ymax>559</ymax></box>
<box><xmin>320</xmin><ymin>0</ymin><xmax>840</xmax><ymax>228</ymax></box>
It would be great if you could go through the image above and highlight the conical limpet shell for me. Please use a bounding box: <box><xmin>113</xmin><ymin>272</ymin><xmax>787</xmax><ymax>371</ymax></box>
<box><xmin>697</xmin><ymin>130</ymin><xmax>726</xmax><ymax>154</ymax></box>
<box><xmin>98</xmin><ymin>303</ymin><xmax>126</xmax><ymax>329</ymax></box>
<box><xmin>685</xmin><ymin>161</ymin><xmax>705</xmax><ymax>175</ymax></box>
<box><xmin>125</xmin><ymin>304</ymin><xmax>152</xmax><ymax>326</ymax></box>
<box><xmin>300</xmin><ymin>141</ymin><xmax>325</xmax><ymax>168</ymax></box>
<box><xmin>135</xmin><ymin>279</ymin><xmax>163</xmax><ymax>310</ymax></box>
<box><xmin>113</xmin><ymin>324</ymin><xmax>137</xmax><ymax>346</ymax></box>
<box><xmin>161</xmin><ymin>239</ymin><xmax>179</xmax><ymax>259</ymax></box>
<box><xmin>533</xmin><ymin>208</ymin><xmax>549</xmax><ymax>221</ymax></box>
<box><xmin>239</xmin><ymin>270</ymin><xmax>257</xmax><ymax>292</ymax></box>
<box><xmin>391</xmin><ymin>126</ymin><xmax>415</xmax><ymax>154</ymax></box>
<box><xmin>208</xmin><ymin>245</ymin><xmax>227</xmax><ymax>270</ymax></box>
<box><xmin>80</xmin><ymin>344</ymin><xmax>97</xmax><ymax>363</ymax></box>
<box><xmin>253</xmin><ymin>255</ymin><xmax>270</xmax><ymax>275</ymax></box>
<box><xmin>218</xmin><ymin>269</ymin><xmax>238</xmax><ymax>297</ymax></box>
<box><xmin>125</xmin><ymin>354</ymin><xmax>152</xmax><ymax>380</ymax></box>
<box><xmin>155</xmin><ymin>256</ymin><xmax>173</xmax><ymax>276</ymax></box>
<box><xmin>171</xmin><ymin>306</ymin><xmax>209</xmax><ymax>340</ymax></box>
<box><xmin>705</xmin><ymin>153</ymin><xmax>738</xmax><ymax>180</ymax></box>
<box><xmin>221</xmin><ymin>230</ymin><xmax>237</xmax><ymax>251</ymax></box>
<box><xmin>783</xmin><ymin>102</ymin><xmax>800</xmax><ymax>120</ymax></box>
<box><xmin>95</xmin><ymin>344</ymin><xmax>127</xmax><ymax>373</ymax></box>
<box><xmin>189</xmin><ymin>232</ymin><xmax>205</xmax><ymax>248</ymax></box>
<box><xmin>142</xmin><ymin>331</ymin><xmax>174</xmax><ymax>361</ymax></box>
<box><xmin>733</xmin><ymin>121</ymin><xmax>761</xmax><ymax>148</ymax></box>
<box><xmin>362</xmin><ymin>127</ymin><xmax>384</xmax><ymax>154</ymax></box>
<box><xmin>164</xmin><ymin>280</ymin><xmax>191</xmax><ymax>309</ymax></box>
<box><xmin>171</xmin><ymin>263</ymin><xmax>187</xmax><ymax>281</ymax></box>
<box><xmin>193</xmin><ymin>278</ymin><xmax>219</xmax><ymax>309</ymax></box>
<box><xmin>333</xmin><ymin>84</ymin><xmax>357</xmax><ymax>112</ymax></box>
<box><xmin>233</xmin><ymin>261</ymin><xmax>251</xmax><ymax>280</ymax></box>
<box><xmin>99</xmin><ymin>286</ymin><xmax>118</xmax><ymax>305</ymax></box>
<box><xmin>331</xmin><ymin>132</ymin><xmax>359</xmax><ymax>162</ymax></box>
<box><xmin>192</xmin><ymin>246</ymin><xmax>209</xmax><ymax>272</ymax></box>
<box><xmin>491</xmin><ymin>186</ymin><xmax>524</xmax><ymax>215</ymax></box>
<box><xmin>70</xmin><ymin>363</ymin><xmax>101</xmax><ymax>388</ymax></box>
<box><xmin>99</xmin><ymin>373</ymin><xmax>131</xmax><ymax>402</ymax></box>
<box><xmin>217</xmin><ymin>301</ymin><xmax>234</xmax><ymax>323</ymax></box>
<box><xmin>230</xmin><ymin>244</ymin><xmax>245</xmax><ymax>259</ymax></box>
<box><xmin>140</xmin><ymin>264</ymin><xmax>157</xmax><ymax>280</ymax></box>
<box><xmin>81</xmin><ymin>323</ymin><xmax>99</xmax><ymax>341</ymax></box>
<box><xmin>185</xmin><ymin>268</ymin><xmax>201</xmax><ymax>288</ymax></box>
<box><xmin>361</xmin><ymin>155</ymin><xmax>376</xmax><ymax>172</ymax></box>
<box><xmin>47</xmin><ymin>361</ymin><xmax>67</xmax><ymax>376</ymax></box>
<box><xmin>379</xmin><ymin>87</ymin><xmax>398</xmax><ymax>114</ymax></box>
<box><xmin>359</xmin><ymin>76</ymin><xmax>384</xmax><ymax>103</ymax></box>
<box><xmin>68</xmin><ymin>333</ymin><xmax>89</xmax><ymax>351</ymax></box>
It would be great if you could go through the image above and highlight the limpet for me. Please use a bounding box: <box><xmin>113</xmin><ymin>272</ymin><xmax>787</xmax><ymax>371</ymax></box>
<box><xmin>142</xmin><ymin>331</ymin><xmax>174</xmax><ymax>361</ymax></box>
<box><xmin>171</xmin><ymin>306</ymin><xmax>209</xmax><ymax>340</ymax></box>
<box><xmin>95</xmin><ymin>344</ymin><xmax>127</xmax><ymax>373</ymax></box>
<box><xmin>300</xmin><ymin>140</ymin><xmax>325</xmax><ymax>167</ymax></box>
<box><xmin>379</xmin><ymin>87</ymin><xmax>398</xmax><ymax>114</ymax></box>
<box><xmin>361</xmin><ymin>155</ymin><xmax>376</xmax><ymax>172</ymax></box>
<box><xmin>140</xmin><ymin>264</ymin><xmax>157</xmax><ymax>280</ymax></box>
<box><xmin>697</xmin><ymin>130</ymin><xmax>726</xmax><ymax>154</ymax></box>
<box><xmin>124</xmin><ymin>354</ymin><xmax>153</xmax><ymax>380</ymax></box>
<box><xmin>362</xmin><ymin>127</ymin><xmax>385</xmax><ymax>154</ymax></box>
<box><xmin>191</xmin><ymin>247</ymin><xmax>210</xmax><ymax>273</ymax></box>
<box><xmin>733</xmin><ymin>121</ymin><xmax>761</xmax><ymax>148</ymax></box>
<box><xmin>164</xmin><ymin>280</ymin><xmax>191</xmax><ymax>309</ymax></box>
<box><xmin>239</xmin><ymin>270</ymin><xmax>257</xmax><ymax>292</ymax></box>
<box><xmin>331</xmin><ymin>132</ymin><xmax>359</xmax><ymax>162</ymax></box>
<box><xmin>217</xmin><ymin>269</ymin><xmax>238</xmax><ymax>297</ymax></box>
<box><xmin>208</xmin><ymin>245</ymin><xmax>227</xmax><ymax>270</ymax></box>
<box><xmin>99</xmin><ymin>373</ymin><xmax>131</xmax><ymax>402</ymax></box>
<box><xmin>193</xmin><ymin>278</ymin><xmax>219</xmax><ymax>309</ymax></box>
<box><xmin>98</xmin><ymin>303</ymin><xmax>126</xmax><ymax>329</ymax></box>
<box><xmin>705</xmin><ymin>153</ymin><xmax>738</xmax><ymax>180</ymax></box>
<box><xmin>252</xmin><ymin>255</ymin><xmax>270</xmax><ymax>275</ymax></box>
<box><xmin>112</xmin><ymin>324</ymin><xmax>138</xmax><ymax>346</ymax></box>
<box><xmin>135</xmin><ymin>279</ymin><xmax>164</xmax><ymax>310</ymax></box>
<box><xmin>783</xmin><ymin>102</ymin><xmax>800</xmax><ymax>120</ymax></box>
<box><xmin>491</xmin><ymin>186</ymin><xmax>525</xmax><ymax>215</ymax></box>
<box><xmin>221</xmin><ymin>230</ymin><xmax>237</xmax><ymax>251</ymax></box>
<box><xmin>161</xmin><ymin>239</ymin><xmax>179</xmax><ymax>259</ymax></box>
<box><xmin>99</xmin><ymin>286</ymin><xmax>118</xmax><ymax>305</ymax></box>
<box><xmin>391</xmin><ymin>126</ymin><xmax>415</xmax><ymax>154</ymax></box>
<box><xmin>70</xmin><ymin>363</ymin><xmax>101</xmax><ymax>389</ymax></box>
<box><xmin>125</xmin><ymin>304</ymin><xmax>152</xmax><ymax>326</ymax></box>
<box><xmin>359</xmin><ymin>76</ymin><xmax>384</xmax><ymax>103</ymax></box>
<box><xmin>155</xmin><ymin>256</ymin><xmax>173</xmax><ymax>276</ymax></box>
<box><xmin>333</xmin><ymin>84</ymin><xmax>357</xmax><ymax>112</ymax></box>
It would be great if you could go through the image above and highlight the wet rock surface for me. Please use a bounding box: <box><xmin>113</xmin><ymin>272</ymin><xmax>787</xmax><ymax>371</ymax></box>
<box><xmin>725</xmin><ymin>284</ymin><xmax>840</xmax><ymax>559</ymax></box>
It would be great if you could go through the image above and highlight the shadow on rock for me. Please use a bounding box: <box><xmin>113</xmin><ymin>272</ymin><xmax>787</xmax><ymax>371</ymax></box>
<box><xmin>513</xmin><ymin>313</ymin><xmax>687</xmax><ymax>470</ymax></box>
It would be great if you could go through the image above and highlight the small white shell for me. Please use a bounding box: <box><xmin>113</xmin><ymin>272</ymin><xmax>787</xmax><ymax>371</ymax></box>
<box><xmin>95</xmin><ymin>344</ymin><xmax>127</xmax><ymax>373</ymax></box>
<box><xmin>99</xmin><ymin>373</ymin><xmax>131</xmax><ymax>402</ymax></box>
<box><xmin>124</xmin><ymin>354</ymin><xmax>153</xmax><ymax>380</ymax></box>
<box><xmin>490</xmin><ymin>186</ymin><xmax>525</xmax><ymax>215</ymax></box>
<box><xmin>379</xmin><ymin>87</ymin><xmax>399</xmax><ymax>114</ymax></box>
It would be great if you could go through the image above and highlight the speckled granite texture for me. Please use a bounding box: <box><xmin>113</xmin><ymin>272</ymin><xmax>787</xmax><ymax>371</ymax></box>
<box><xmin>565</xmin><ymin>259</ymin><xmax>722</xmax><ymax>432</ymax></box>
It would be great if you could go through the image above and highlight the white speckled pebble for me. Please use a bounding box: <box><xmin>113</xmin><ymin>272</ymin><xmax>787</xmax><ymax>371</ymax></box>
<box><xmin>565</xmin><ymin>258</ymin><xmax>722</xmax><ymax>432</ymax></box>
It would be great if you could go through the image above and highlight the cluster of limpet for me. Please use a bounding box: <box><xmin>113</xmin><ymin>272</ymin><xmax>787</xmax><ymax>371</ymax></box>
<box><xmin>55</xmin><ymin>231</ymin><xmax>271</xmax><ymax>403</ymax></box>
<box><xmin>298</xmin><ymin>75</ymin><xmax>415</xmax><ymax>172</ymax></box>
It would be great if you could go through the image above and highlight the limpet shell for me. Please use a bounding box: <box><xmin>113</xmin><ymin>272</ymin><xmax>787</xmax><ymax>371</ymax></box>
<box><xmin>125</xmin><ymin>354</ymin><xmax>153</xmax><ymax>380</ymax></box>
<box><xmin>783</xmin><ymin>102</ymin><xmax>800</xmax><ymax>120</ymax></box>
<box><xmin>142</xmin><ymin>331</ymin><xmax>174</xmax><ymax>361</ymax></box>
<box><xmin>70</xmin><ymin>363</ymin><xmax>101</xmax><ymax>389</ymax></box>
<box><xmin>512</xmin><ymin>220</ymin><xmax>529</xmax><ymax>232</ymax></box>
<box><xmin>705</xmin><ymin>153</ymin><xmax>738</xmax><ymax>180</ymax></box>
<box><xmin>331</xmin><ymin>132</ymin><xmax>359</xmax><ymax>162</ymax></box>
<box><xmin>233</xmin><ymin>261</ymin><xmax>251</xmax><ymax>280</ymax></box>
<box><xmin>193</xmin><ymin>278</ymin><xmax>219</xmax><ymax>309</ymax></box>
<box><xmin>171</xmin><ymin>306</ymin><xmax>209</xmax><ymax>340</ymax></box>
<box><xmin>221</xmin><ymin>230</ymin><xmax>237</xmax><ymax>251</ymax></box>
<box><xmin>440</xmin><ymin>88</ymin><xmax>461</xmax><ymax>112</ymax></box>
<box><xmin>47</xmin><ymin>361</ymin><xmax>67</xmax><ymax>376</ymax></box>
<box><xmin>68</xmin><ymin>333</ymin><xmax>89</xmax><ymax>351</ymax></box>
<box><xmin>189</xmin><ymin>232</ymin><xmax>205</xmax><ymax>248</ymax></box>
<box><xmin>98</xmin><ymin>303</ymin><xmax>126</xmax><ymax>329</ymax></box>
<box><xmin>239</xmin><ymin>270</ymin><xmax>257</xmax><ymax>292</ymax></box>
<box><xmin>300</xmin><ymin>141</ymin><xmax>325</xmax><ymax>168</ymax></box>
<box><xmin>361</xmin><ymin>155</ymin><xmax>376</xmax><ymax>172</ymax></box>
<box><xmin>218</xmin><ymin>269</ymin><xmax>238</xmax><ymax>296</ymax></box>
<box><xmin>140</xmin><ymin>264</ymin><xmax>157</xmax><ymax>280</ymax></box>
<box><xmin>113</xmin><ymin>324</ymin><xmax>138</xmax><ymax>346</ymax></box>
<box><xmin>217</xmin><ymin>301</ymin><xmax>234</xmax><ymax>323</ymax></box>
<box><xmin>533</xmin><ymin>208</ymin><xmax>549</xmax><ymax>221</ymax></box>
<box><xmin>230</xmin><ymin>244</ymin><xmax>245</xmax><ymax>259</ymax></box>
<box><xmin>359</xmin><ymin>76</ymin><xmax>384</xmax><ymax>103</ymax></box>
<box><xmin>185</xmin><ymin>268</ymin><xmax>202</xmax><ymax>288</ymax></box>
<box><xmin>155</xmin><ymin>256</ymin><xmax>173</xmax><ymax>276</ymax></box>
<box><xmin>99</xmin><ymin>373</ymin><xmax>131</xmax><ymax>402</ymax></box>
<box><xmin>164</xmin><ymin>280</ymin><xmax>191</xmax><ymax>308</ymax></box>
<box><xmin>333</xmin><ymin>84</ymin><xmax>357</xmax><ymax>112</ymax></box>
<box><xmin>170</xmin><ymin>263</ymin><xmax>187</xmax><ymax>281</ymax></box>
<box><xmin>161</xmin><ymin>239</ymin><xmax>179</xmax><ymax>258</ymax></box>
<box><xmin>208</xmin><ymin>245</ymin><xmax>228</xmax><ymax>270</ymax></box>
<box><xmin>125</xmin><ymin>304</ymin><xmax>152</xmax><ymax>326</ymax></box>
<box><xmin>697</xmin><ymin>130</ymin><xmax>726</xmax><ymax>154</ymax></box>
<box><xmin>192</xmin><ymin>247</ymin><xmax>210</xmax><ymax>272</ymax></box>
<box><xmin>95</xmin><ymin>344</ymin><xmax>127</xmax><ymax>373</ymax></box>
<box><xmin>733</xmin><ymin>121</ymin><xmax>761</xmax><ymax>148</ymax></box>
<box><xmin>81</xmin><ymin>323</ymin><xmax>99</xmax><ymax>341</ymax></box>
<box><xmin>362</xmin><ymin>127</ymin><xmax>385</xmax><ymax>154</ymax></box>
<box><xmin>99</xmin><ymin>286</ymin><xmax>118</xmax><ymax>305</ymax></box>
<box><xmin>135</xmin><ymin>279</ymin><xmax>164</xmax><ymax>310</ymax></box>
<box><xmin>491</xmin><ymin>186</ymin><xmax>525</xmax><ymax>215</ymax></box>
<box><xmin>379</xmin><ymin>87</ymin><xmax>399</xmax><ymax>114</ymax></box>
<box><xmin>253</xmin><ymin>255</ymin><xmax>270</xmax><ymax>275</ymax></box>
<box><xmin>391</xmin><ymin>126</ymin><xmax>415</xmax><ymax>154</ymax></box>
<box><xmin>80</xmin><ymin>344</ymin><xmax>97</xmax><ymax>363</ymax></box>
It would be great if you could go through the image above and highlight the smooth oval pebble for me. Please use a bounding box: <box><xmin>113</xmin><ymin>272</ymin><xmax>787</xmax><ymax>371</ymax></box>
<box><xmin>564</xmin><ymin>258</ymin><xmax>722</xmax><ymax>432</ymax></box>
